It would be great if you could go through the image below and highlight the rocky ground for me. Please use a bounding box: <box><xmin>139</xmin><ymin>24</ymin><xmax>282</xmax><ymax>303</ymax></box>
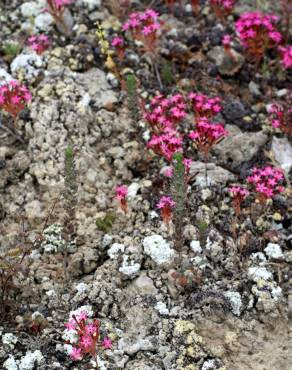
<box><xmin>0</xmin><ymin>0</ymin><xmax>291</xmax><ymax>369</ymax></box>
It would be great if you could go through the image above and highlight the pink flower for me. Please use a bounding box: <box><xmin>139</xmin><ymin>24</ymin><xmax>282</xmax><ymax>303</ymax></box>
<box><xmin>28</xmin><ymin>34</ymin><xmax>50</xmax><ymax>54</ymax></box>
<box><xmin>156</xmin><ymin>196</ymin><xmax>176</xmax><ymax>224</ymax></box>
<box><xmin>65</xmin><ymin>319</ymin><xmax>76</xmax><ymax>331</ymax></box>
<box><xmin>80</xmin><ymin>336</ymin><xmax>93</xmax><ymax>350</ymax></box>
<box><xmin>111</xmin><ymin>36</ymin><xmax>124</xmax><ymax>47</ymax></box>
<box><xmin>102</xmin><ymin>337</ymin><xmax>112</xmax><ymax>349</ymax></box>
<box><xmin>70</xmin><ymin>347</ymin><xmax>82</xmax><ymax>360</ymax></box>
<box><xmin>115</xmin><ymin>185</ymin><xmax>128</xmax><ymax>200</ymax></box>
<box><xmin>222</xmin><ymin>35</ymin><xmax>231</xmax><ymax>46</ymax></box>
<box><xmin>279</xmin><ymin>45</ymin><xmax>292</xmax><ymax>69</ymax></box>
<box><xmin>0</xmin><ymin>80</ymin><xmax>32</xmax><ymax>118</ymax></box>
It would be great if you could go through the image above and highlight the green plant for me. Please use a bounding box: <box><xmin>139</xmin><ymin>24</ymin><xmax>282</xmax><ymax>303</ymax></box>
<box><xmin>161</xmin><ymin>60</ymin><xmax>174</xmax><ymax>86</ymax></box>
<box><xmin>96</xmin><ymin>213</ymin><xmax>116</xmax><ymax>232</ymax></box>
<box><xmin>196</xmin><ymin>218</ymin><xmax>209</xmax><ymax>247</ymax></box>
<box><xmin>2</xmin><ymin>42</ymin><xmax>21</xmax><ymax>59</ymax></box>
<box><xmin>125</xmin><ymin>74</ymin><xmax>140</xmax><ymax>124</ymax></box>
<box><xmin>62</xmin><ymin>144</ymin><xmax>78</xmax><ymax>277</ymax></box>
<box><xmin>171</xmin><ymin>153</ymin><xmax>187</xmax><ymax>251</ymax></box>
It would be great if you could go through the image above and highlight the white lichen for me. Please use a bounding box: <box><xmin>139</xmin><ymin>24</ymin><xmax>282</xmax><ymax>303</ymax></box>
<box><xmin>224</xmin><ymin>291</ymin><xmax>243</xmax><ymax>316</ymax></box>
<box><xmin>19</xmin><ymin>350</ymin><xmax>44</xmax><ymax>370</ymax></box>
<box><xmin>108</xmin><ymin>243</ymin><xmax>125</xmax><ymax>259</ymax></box>
<box><xmin>248</xmin><ymin>267</ymin><xmax>273</xmax><ymax>282</ymax></box>
<box><xmin>190</xmin><ymin>240</ymin><xmax>202</xmax><ymax>254</ymax></box>
<box><xmin>143</xmin><ymin>235</ymin><xmax>174</xmax><ymax>265</ymax></box>
<box><xmin>264</xmin><ymin>243</ymin><xmax>284</xmax><ymax>260</ymax></box>
<box><xmin>2</xmin><ymin>333</ymin><xmax>18</xmax><ymax>349</ymax></box>
<box><xmin>155</xmin><ymin>301</ymin><xmax>170</xmax><ymax>316</ymax></box>
<box><xmin>119</xmin><ymin>255</ymin><xmax>141</xmax><ymax>277</ymax></box>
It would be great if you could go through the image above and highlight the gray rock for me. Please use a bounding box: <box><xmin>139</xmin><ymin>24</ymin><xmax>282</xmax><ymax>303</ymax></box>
<box><xmin>128</xmin><ymin>271</ymin><xmax>158</xmax><ymax>295</ymax></box>
<box><xmin>214</xmin><ymin>125</ymin><xmax>268</xmax><ymax>167</ymax></box>
<box><xmin>207</xmin><ymin>46</ymin><xmax>244</xmax><ymax>76</ymax></box>
<box><xmin>271</xmin><ymin>136</ymin><xmax>292</xmax><ymax>173</ymax></box>
<box><xmin>190</xmin><ymin>161</ymin><xmax>235</xmax><ymax>188</ymax></box>
<box><xmin>223</xmin><ymin>100</ymin><xmax>247</xmax><ymax>121</ymax></box>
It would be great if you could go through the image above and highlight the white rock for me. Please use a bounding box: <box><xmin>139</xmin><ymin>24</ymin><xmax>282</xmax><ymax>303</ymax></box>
<box><xmin>190</xmin><ymin>240</ymin><xmax>202</xmax><ymax>254</ymax></box>
<box><xmin>224</xmin><ymin>291</ymin><xmax>243</xmax><ymax>316</ymax></box>
<box><xmin>119</xmin><ymin>255</ymin><xmax>141</xmax><ymax>277</ymax></box>
<box><xmin>201</xmin><ymin>188</ymin><xmax>212</xmax><ymax>201</ymax></box>
<box><xmin>264</xmin><ymin>243</ymin><xmax>284</xmax><ymax>260</ymax></box>
<box><xmin>0</xmin><ymin>68</ymin><xmax>13</xmax><ymax>84</ymax></box>
<box><xmin>70</xmin><ymin>305</ymin><xmax>93</xmax><ymax>318</ymax></box>
<box><xmin>271</xmin><ymin>136</ymin><xmax>292</xmax><ymax>173</ymax></box>
<box><xmin>21</xmin><ymin>0</ymin><xmax>46</xmax><ymax>17</ymax></box>
<box><xmin>2</xmin><ymin>333</ymin><xmax>18</xmax><ymax>348</ymax></box>
<box><xmin>78</xmin><ymin>0</ymin><xmax>101</xmax><ymax>10</ymax></box>
<box><xmin>250</xmin><ymin>252</ymin><xmax>267</xmax><ymax>265</ymax></box>
<box><xmin>202</xmin><ymin>359</ymin><xmax>216</xmax><ymax>370</ymax></box>
<box><xmin>143</xmin><ymin>235</ymin><xmax>174</xmax><ymax>265</ymax></box>
<box><xmin>248</xmin><ymin>267</ymin><xmax>273</xmax><ymax>282</ymax></box>
<box><xmin>11</xmin><ymin>53</ymin><xmax>43</xmax><ymax>80</ymax></box>
<box><xmin>34</xmin><ymin>12</ymin><xmax>54</xmax><ymax>32</ymax></box>
<box><xmin>3</xmin><ymin>356</ymin><xmax>18</xmax><ymax>370</ymax></box>
<box><xmin>102</xmin><ymin>234</ymin><xmax>113</xmax><ymax>247</ymax></box>
<box><xmin>108</xmin><ymin>243</ymin><xmax>125</xmax><ymax>259</ymax></box>
<box><xmin>19</xmin><ymin>350</ymin><xmax>44</xmax><ymax>370</ymax></box>
<box><xmin>271</xmin><ymin>286</ymin><xmax>282</xmax><ymax>301</ymax></box>
<box><xmin>75</xmin><ymin>282</ymin><xmax>88</xmax><ymax>293</ymax></box>
<box><xmin>155</xmin><ymin>301</ymin><xmax>170</xmax><ymax>315</ymax></box>
<box><xmin>127</xmin><ymin>183</ymin><xmax>140</xmax><ymax>199</ymax></box>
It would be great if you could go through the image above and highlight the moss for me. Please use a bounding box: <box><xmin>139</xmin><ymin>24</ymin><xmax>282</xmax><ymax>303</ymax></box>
<box><xmin>96</xmin><ymin>213</ymin><xmax>116</xmax><ymax>232</ymax></box>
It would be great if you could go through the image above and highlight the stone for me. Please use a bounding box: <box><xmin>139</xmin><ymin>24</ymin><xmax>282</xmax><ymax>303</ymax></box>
<box><xmin>224</xmin><ymin>291</ymin><xmax>243</xmax><ymax>316</ymax></box>
<box><xmin>264</xmin><ymin>243</ymin><xmax>284</xmax><ymax>260</ymax></box>
<box><xmin>11</xmin><ymin>53</ymin><xmax>43</xmax><ymax>80</ymax></box>
<box><xmin>190</xmin><ymin>240</ymin><xmax>202</xmax><ymax>254</ymax></box>
<box><xmin>108</xmin><ymin>243</ymin><xmax>125</xmax><ymax>259</ymax></box>
<box><xmin>155</xmin><ymin>301</ymin><xmax>170</xmax><ymax>315</ymax></box>
<box><xmin>189</xmin><ymin>161</ymin><xmax>235</xmax><ymax>188</ymax></box>
<box><xmin>271</xmin><ymin>136</ymin><xmax>292</xmax><ymax>173</ymax></box>
<box><xmin>119</xmin><ymin>255</ymin><xmax>141</xmax><ymax>278</ymax></box>
<box><xmin>129</xmin><ymin>272</ymin><xmax>157</xmax><ymax>295</ymax></box>
<box><xmin>214</xmin><ymin>125</ymin><xmax>268</xmax><ymax>167</ymax></box>
<box><xmin>207</xmin><ymin>46</ymin><xmax>244</xmax><ymax>76</ymax></box>
<box><xmin>78</xmin><ymin>0</ymin><xmax>101</xmax><ymax>10</ymax></box>
<box><xmin>248</xmin><ymin>267</ymin><xmax>273</xmax><ymax>282</ymax></box>
<box><xmin>223</xmin><ymin>100</ymin><xmax>247</xmax><ymax>121</ymax></box>
<box><xmin>143</xmin><ymin>235</ymin><xmax>175</xmax><ymax>265</ymax></box>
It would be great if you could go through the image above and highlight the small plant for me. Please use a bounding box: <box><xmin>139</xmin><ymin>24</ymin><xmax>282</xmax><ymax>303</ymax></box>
<box><xmin>122</xmin><ymin>9</ymin><xmax>163</xmax><ymax>88</ymax></box>
<box><xmin>96</xmin><ymin>22</ymin><xmax>119</xmax><ymax>74</ymax></box>
<box><xmin>0</xmin><ymin>80</ymin><xmax>32</xmax><ymax>119</ymax></box>
<box><xmin>115</xmin><ymin>185</ymin><xmax>128</xmax><ymax>213</ymax></box>
<box><xmin>210</xmin><ymin>0</ymin><xmax>235</xmax><ymax>20</ymax></box>
<box><xmin>96</xmin><ymin>213</ymin><xmax>116</xmax><ymax>232</ymax></box>
<box><xmin>111</xmin><ymin>36</ymin><xmax>125</xmax><ymax>60</ymax></box>
<box><xmin>46</xmin><ymin>0</ymin><xmax>74</xmax><ymax>35</ymax></box>
<box><xmin>171</xmin><ymin>152</ymin><xmax>188</xmax><ymax>251</ymax></box>
<box><xmin>28</xmin><ymin>34</ymin><xmax>50</xmax><ymax>55</ymax></box>
<box><xmin>235</xmin><ymin>11</ymin><xmax>282</xmax><ymax>65</ymax></box>
<box><xmin>267</xmin><ymin>98</ymin><xmax>292</xmax><ymax>136</ymax></box>
<box><xmin>2</xmin><ymin>42</ymin><xmax>21</xmax><ymax>61</ymax></box>
<box><xmin>196</xmin><ymin>218</ymin><xmax>209</xmax><ymax>247</ymax></box>
<box><xmin>62</xmin><ymin>145</ymin><xmax>78</xmax><ymax>278</ymax></box>
<box><xmin>247</xmin><ymin>166</ymin><xmax>285</xmax><ymax>203</ymax></box>
<box><xmin>64</xmin><ymin>310</ymin><xmax>112</xmax><ymax>366</ymax></box>
<box><xmin>229</xmin><ymin>186</ymin><xmax>249</xmax><ymax>216</ymax></box>
<box><xmin>161</xmin><ymin>60</ymin><xmax>174</xmax><ymax>86</ymax></box>
<box><xmin>156</xmin><ymin>196</ymin><xmax>176</xmax><ymax>226</ymax></box>
<box><xmin>125</xmin><ymin>74</ymin><xmax>140</xmax><ymax>124</ymax></box>
<box><xmin>189</xmin><ymin>118</ymin><xmax>228</xmax><ymax>158</ymax></box>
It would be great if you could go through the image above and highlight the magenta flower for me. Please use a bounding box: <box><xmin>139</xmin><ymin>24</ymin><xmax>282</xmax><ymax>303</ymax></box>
<box><xmin>189</xmin><ymin>118</ymin><xmax>228</xmax><ymax>157</ymax></box>
<box><xmin>115</xmin><ymin>185</ymin><xmax>128</xmax><ymax>212</ymax></box>
<box><xmin>28</xmin><ymin>34</ymin><xmax>50</xmax><ymax>55</ymax></box>
<box><xmin>222</xmin><ymin>35</ymin><xmax>232</xmax><ymax>46</ymax></box>
<box><xmin>70</xmin><ymin>347</ymin><xmax>82</xmax><ymax>360</ymax></box>
<box><xmin>279</xmin><ymin>45</ymin><xmax>292</xmax><ymax>69</ymax></box>
<box><xmin>188</xmin><ymin>93</ymin><xmax>222</xmax><ymax>121</ymax></box>
<box><xmin>0</xmin><ymin>80</ymin><xmax>32</xmax><ymax>119</ymax></box>
<box><xmin>111</xmin><ymin>36</ymin><xmax>124</xmax><ymax>47</ymax></box>
<box><xmin>147</xmin><ymin>129</ymin><xmax>183</xmax><ymax>161</ymax></box>
<box><xmin>247</xmin><ymin>166</ymin><xmax>285</xmax><ymax>201</ymax></box>
<box><xmin>102</xmin><ymin>337</ymin><xmax>112</xmax><ymax>349</ymax></box>
<box><xmin>156</xmin><ymin>196</ymin><xmax>176</xmax><ymax>225</ymax></box>
<box><xmin>267</xmin><ymin>102</ymin><xmax>292</xmax><ymax>135</ymax></box>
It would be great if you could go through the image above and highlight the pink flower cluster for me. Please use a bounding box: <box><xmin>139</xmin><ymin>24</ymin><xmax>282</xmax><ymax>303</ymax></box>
<box><xmin>267</xmin><ymin>102</ymin><xmax>292</xmax><ymax>135</ymax></box>
<box><xmin>28</xmin><ymin>34</ymin><xmax>50</xmax><ymax>55</ymax></box>
<box><xmin>147</xmin><ymin>129</ymin><xmax>183</xmax><ymax>161</ymax></box>
<box><xmin>222</xmin><ymin>35</ymin><xmax>232</xmax><ymax>47</ymax></box>
<box><xmin>188</xmin><ymin>93</ymin><xmax>222</xmax><ymax>121</ymax></box>
<box><xmin>64</xmin><ymin>311</ymin><xmax>112</xmax><ymax>361</ymax></box>
<box><xmin>122</xmin><ymin>9</ymin><xmax>160</xmax><ymax>36</ymax></box>
<box><xmin>51</xmin><ymin>0</ymin><xmax>73</xmax><ymax>9</ymax></box>
<box><xmin>156</xmin><ymin>196</ymin><xmax>176</xmax><ymax>224</ymax></box>
<box><xmin>229</xmin><ymin>186</ymin><xmax>249</xmax><ymax>215</ymax></box>
<box><xmin>0</xmin><ymin>80</ymin><xmax>32</xmax><ymax>118</ymax></box>
<box><xmin>235</xmin><ymin>12</ymin><xmax>282</xmax><ymax>59</ymax></box>
<box><xmin>111</xmin><ymin>36</ymin><xmax>124</xmax><ymax>47</ymax></box>
<box><xmin>115</xmin><ymin>185</ymin><xmax>128</xmax><ymax>212</ymax></box>
<box><xmin>279</xmin><ymin>45</ymin><xmax>292</xmax><ymax>69</ymax></box>
<box><xmin>144</xmin><ymin>94</ymin><xmax>186</xmax><ymax>132</ymax></box>
<box><xmin>189</xmin><ymin>118</ymin><xmax>228</xmax><ymax>157</ymax></box>
<box><xmin>210</xmin><ymin>0</ymin><xmax>234</xmax><ymax>10</ymax></box>
<box><xmin>247</xmin><ymin>166</ymin><xmax>285</xmax><ymax>200</ymax></box>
